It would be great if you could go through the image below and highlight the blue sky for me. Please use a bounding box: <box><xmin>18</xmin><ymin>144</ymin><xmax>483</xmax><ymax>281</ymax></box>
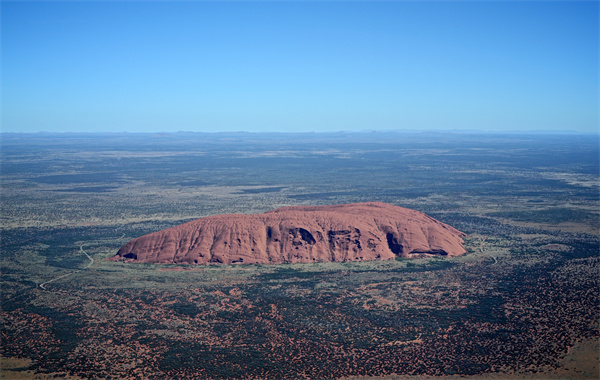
<box><xmin>2</xmin><ymin>1</ymin><xmax>598</xmax><ymax>133</ymax></box>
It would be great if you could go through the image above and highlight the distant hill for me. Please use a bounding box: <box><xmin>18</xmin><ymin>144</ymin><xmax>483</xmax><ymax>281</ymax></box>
<box><xmin>111</xmin><ymin>202</ymin><xmax>466</xmax><ymax>265</ymax></box>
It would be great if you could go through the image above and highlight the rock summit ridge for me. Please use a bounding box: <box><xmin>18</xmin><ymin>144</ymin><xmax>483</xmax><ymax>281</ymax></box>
<box><xmin>111</xmin><ymin>202</ymin><xmax>466</xmax><ymax>265</ymax></box>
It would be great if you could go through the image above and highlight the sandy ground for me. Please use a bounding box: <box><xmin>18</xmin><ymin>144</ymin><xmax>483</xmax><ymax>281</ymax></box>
<box><xmin>345</xmin><ymin>339</ymin><xmax>599</xmax><ymax>380</ymax></box>
<box><xmin>2</xmin><ymin>339</ymin><xmax>597</xmax><ymax>380</ymax></box>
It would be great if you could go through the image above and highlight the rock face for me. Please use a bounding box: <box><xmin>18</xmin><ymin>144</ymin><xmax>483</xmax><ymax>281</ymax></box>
<box><xmin>111</xmin><ymin>202</ymin><xmax>466</xmax><ymax>265</ymax></box>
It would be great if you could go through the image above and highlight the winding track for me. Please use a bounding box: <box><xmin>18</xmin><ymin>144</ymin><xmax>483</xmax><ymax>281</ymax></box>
<box><xmin>39</xmin><ymin>244</ymin><xmax>94</xmax><ymax>290</ymax></box>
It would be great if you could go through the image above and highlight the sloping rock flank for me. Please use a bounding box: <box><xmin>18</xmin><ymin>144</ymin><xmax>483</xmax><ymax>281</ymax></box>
<box><xmin>111</xmin><ymin>202</ymin><xmax>466</xmax><ymax>265</ymax></box>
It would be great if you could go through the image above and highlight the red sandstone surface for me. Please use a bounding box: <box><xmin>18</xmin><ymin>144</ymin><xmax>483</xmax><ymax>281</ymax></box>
<box><xmin>111</xmin><ymin>202</ymin><xmax>466</xmax><ymax>265</ymax></box>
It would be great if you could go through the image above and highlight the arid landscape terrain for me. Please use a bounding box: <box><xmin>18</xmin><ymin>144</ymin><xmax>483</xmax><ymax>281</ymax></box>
<box><xmin>1</xmin><ymin>132</ymin><xmax>598</xmax><ymax>379</ymax></box>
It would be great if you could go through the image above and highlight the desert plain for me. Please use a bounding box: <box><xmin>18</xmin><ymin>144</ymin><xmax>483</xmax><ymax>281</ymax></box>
<box><xmin>1</xmin><ymin>132</ymin><xmax>598</xmax><ymax>379</ymax></box>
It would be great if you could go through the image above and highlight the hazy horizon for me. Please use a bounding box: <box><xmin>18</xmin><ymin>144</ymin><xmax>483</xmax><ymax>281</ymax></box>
<box><xmin>1</xmin><ymin>128</ymin><xmax>598</xmax><ymax>136</ymax></box>
<box><xmin>2</xmin><ymin>1</ymin><xmax>599</xmax><ymax>134</ymax></box>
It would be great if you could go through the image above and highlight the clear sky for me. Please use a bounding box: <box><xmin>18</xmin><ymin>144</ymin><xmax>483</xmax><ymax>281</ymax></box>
<box><xmin>1</xmin><ymin>1</ymin><xmax>598</xmax><ymax>133</ymax></box>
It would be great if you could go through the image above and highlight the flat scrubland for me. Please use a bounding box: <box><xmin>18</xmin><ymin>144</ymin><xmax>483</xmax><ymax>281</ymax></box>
<box><xmin>1</xmin><ymin>132</ymin><xmax>598</xmax><ymax>379</ymax></box>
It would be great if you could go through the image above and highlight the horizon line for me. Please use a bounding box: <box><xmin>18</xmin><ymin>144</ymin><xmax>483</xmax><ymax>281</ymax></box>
<box><xmin>1</xmin><ymin>128</ymin><xmax>598</xmax><ymax>135</ymax></box>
